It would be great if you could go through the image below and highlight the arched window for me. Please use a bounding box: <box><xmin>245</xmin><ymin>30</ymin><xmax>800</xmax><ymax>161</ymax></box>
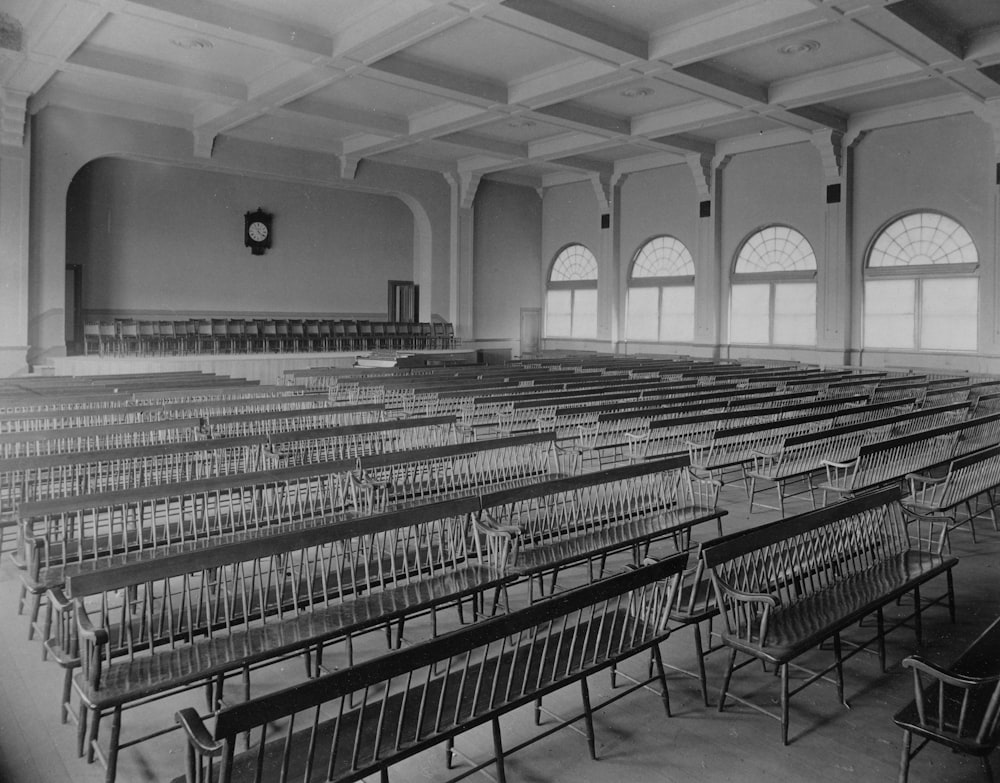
<box><xmin>863</xmin><ymin>212</ymin><xmax>978</xmax><ymax>351</ymax></box>
<box><xmin>546</xmin><ymin>244</ymin><xmax>598</xmax><ymax>339</ymax></box>
<box><xmin>626</xmin><ymin>236</ymin><xmax>695</xmax><ymax>342</ymax></box>
<box><xmin>730</xmin><ymin>225</ymin><xmax>817</xmax><ymax>345</ymax></box>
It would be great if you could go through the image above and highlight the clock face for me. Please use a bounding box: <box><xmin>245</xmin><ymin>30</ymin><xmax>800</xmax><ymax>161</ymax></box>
<box><xmin>248</xmin><ymin>221</ymin><xmax>269</xmax><ymax>242</ymax></box>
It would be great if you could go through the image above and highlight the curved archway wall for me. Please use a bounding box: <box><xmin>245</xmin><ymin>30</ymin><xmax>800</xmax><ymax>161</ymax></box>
<box><xmin>29</xmin><ymin>105</ymin><xmax>453</xmax><ymax>365</ymax></box>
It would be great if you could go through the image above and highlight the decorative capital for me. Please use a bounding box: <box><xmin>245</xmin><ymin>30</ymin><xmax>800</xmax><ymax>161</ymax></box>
<box><xmin>0</xmin><ymin>89</ymin><xmax>27</xmax><ymax>149</ymax></box>
<box><xmin>711</xmin><ymin>152</ymin><xmax>733</xmax><ymax>173</ymax></box>
<box><xmin>972</xmin><ymin>102</ymin><xmax>1000</xmax><ymax>161</ymax></box>
<box><xmin>589</xmin><ymin>172</ymin><xmax>610</xmax><ymax>212</ymax></box>
<box><xmin>458</xmin><ymin>170</ymin><xmax>482</xmax><ymax>209</ymax></box>
<box><xmin>810</xmin><ymin>128</ymin><xmax>844</xmax><ymax>181</ymax></box>
<box><xmin>843</xmin><ymin>127</ymin><xmax>869</xmax><ymax>154</ymax></box>
<box><xmin>338</xmin><ymin>154</ymin><xmax>361</xmax><ymax>180</ymax></box>
<box><xmin>685</xmin><ymin>153</ymin><xmax>712</xmax><ymax>200</ymax></box>
<box><xmin>192</xmin><ymin>128</ymin><xmax>216</xmax><ymax>159</ymax></box>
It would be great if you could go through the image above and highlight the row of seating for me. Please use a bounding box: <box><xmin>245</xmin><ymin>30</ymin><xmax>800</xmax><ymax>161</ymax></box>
<box><xmin>82</xmin><ymin>318</ymin><xmax>457</xmax><ymax>356</ymax></box>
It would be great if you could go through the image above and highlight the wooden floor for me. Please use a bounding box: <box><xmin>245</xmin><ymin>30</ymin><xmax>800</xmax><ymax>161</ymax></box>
<box><xmin>1</xmin><ymin>478</ymin><xmax>998</xmax><ymax>783</ymax></box>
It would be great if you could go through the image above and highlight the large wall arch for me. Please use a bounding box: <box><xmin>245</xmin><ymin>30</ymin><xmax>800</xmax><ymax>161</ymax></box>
<box><xmin>31</xmin><ymin>105</ymin><xmax>452</xmax><ymax>362</ymax></box>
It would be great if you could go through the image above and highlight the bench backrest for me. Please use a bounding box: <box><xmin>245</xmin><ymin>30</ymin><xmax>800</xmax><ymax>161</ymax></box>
<box><xmin>702</xmin><ymin>486</ymin><xmax>922</xmax><ymax>646</ymax></box>
<box><xmin>191</xmin><ymin>553</ymin><xmax>687</xmax><ymax>783</ymax></box>
<box><xmin>65</xmin><ymin>495</ymin><xmax>483</xmax><ymax>689</ymax></box>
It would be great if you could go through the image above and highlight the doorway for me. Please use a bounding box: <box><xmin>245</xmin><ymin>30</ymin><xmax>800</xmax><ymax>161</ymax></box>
<box><xmin>520</xmin><ymin>307</ymin><xmax>541</xmax><ymax>358</ymax></box>
<box><xmin>65</xmin><ymin>265</ymin><xmax>83</xmax><ymax>356</ymax></box>
<box><xmin>388</xmin><ymin>280</ymin><xmax>419</xmax><ymax>322</ymax></box>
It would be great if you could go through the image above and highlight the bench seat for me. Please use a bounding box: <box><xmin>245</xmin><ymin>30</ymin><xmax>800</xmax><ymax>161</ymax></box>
<box><xmin>511</xmin><ymin>504</ymin><xmax>720</xmax><ymax>575</ymax></box>
<box><xmin>732</xmin><ymin>550</ymin><xmax>955</xmax><ymax>663</ymax></box>
<box><xmin>173</xmin><ymin>554</ymin><xmax>688</xmax><ymax>783</ymax></box>
<box><xmin>72</xmin><ymin>564</ymin><xmax>507</xmax><ymax>710</ymax></box>
<box><xmin>703</xmin><ymin>486</ymin><xmax>958</xmax><ymax>745</ymax></box>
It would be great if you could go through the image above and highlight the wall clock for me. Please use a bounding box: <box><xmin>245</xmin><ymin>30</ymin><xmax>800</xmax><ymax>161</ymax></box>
<box><xmin>244</xmin><ymin>208</ymin><xmax>272</xmax><ymax>255</ymax></box>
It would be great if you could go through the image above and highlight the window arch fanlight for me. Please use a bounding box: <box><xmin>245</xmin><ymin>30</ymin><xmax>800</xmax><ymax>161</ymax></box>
<box><xmin>627</xmin><ymin>236</ymin><xmax>695</xmax><ymax>343</ymax></box>
<box><xmin>863</xmin><ymin>211</ymin><xmax>978</xmax><ymax>352</ymax></box>
<box><xmin>729</xmin><ymin>225</ymin><xmax>817</xmax><ymax>346</ymax></box>
<box><xmin>545</xmin><ymin>243</ymin><xmax>598</xmax><ymax>339</ymax></box>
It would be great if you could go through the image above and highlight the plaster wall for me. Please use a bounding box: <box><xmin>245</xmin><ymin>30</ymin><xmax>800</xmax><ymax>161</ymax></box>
<box><xmin>472</xmin><ymin>180</ymin><xmax>542</xmax><ymax>343</ymax></box>
<box><xmin>69</xmin><ymin>157</ymin><xmax>412</xmax><ymax>319</ymax></box>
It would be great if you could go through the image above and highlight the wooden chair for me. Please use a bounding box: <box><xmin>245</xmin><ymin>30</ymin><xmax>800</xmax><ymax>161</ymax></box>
<box><xmin>243</xmin><ymin>319</ymin><xmax>260</xmax><ymax>353</ymax></box>
<box><xmin>894</xmin><ymin>617</ymin><xmax>1000</xmax><ymax>782</ymax></box>
<box><xmin>288</xmin><ymin>318</ymin><xmax>305</xmax><ymax>351</ymax></box>
<box><xmin>356</xmin><ymin>319</ymin><xmax>372</xmax><ymax>351</ymax></box>
<box><xmin>83</xmin><ymin>322</ymin><xmax>101</xmax><ymax>355</ymax></box>
<box><xmin>318</xmin><ymin>319</ymin><xmax>333</xmax><ymax>351</ymax></box>
<box><xmin>304</xmin><ymin>319</ymin><xmax>321</xmax><ymax>351</ymax></box>
<box><xmin>332</xmin><ymin>320</ymin><xmax>347</xmax><ymax>351</ymax></box>
<box><xmin>211</xmin><ymin>318</ymin><xmax>228</xmax><ymax>353</ymax></box>
<box><xmin>157</xmin><ymin>321</ymin><xmax>176</xmax><ymax>355</ymax></box>
<box><xmin>261</xmin><ymin>319</ymin><xmax>280</xmax><ymax>352</ymax></box>
<box><xmin>225</xmin><ymin>318</ymin><xmax>246</xmax><ymax>353</ymax></box>
<box><xmin>118</xmin><ymin>321</ymin><xmax>139</xmax><ymax>355</ymax></box>
<box><xmin>273</xmin><ymin>319</ymin><xmax>290</xmax><ymax>352</ymax></box>
<box><xmin>343</xmin><ymin>320</ymin><xmax>360</xmax><ymax>351</ymax></box>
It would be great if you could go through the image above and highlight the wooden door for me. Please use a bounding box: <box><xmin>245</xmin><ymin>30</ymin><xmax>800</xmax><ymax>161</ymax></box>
<box><xmin>520</xmin><ymin>307</ymin><xmax>541</xmax><ymax>357</ymax></box>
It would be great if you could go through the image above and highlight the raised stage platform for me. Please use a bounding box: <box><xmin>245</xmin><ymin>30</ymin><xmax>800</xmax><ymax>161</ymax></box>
<box><xmin>47</xmin><ymin>349</ymin><xmax>480</xmax><ymax>385</ymax></box>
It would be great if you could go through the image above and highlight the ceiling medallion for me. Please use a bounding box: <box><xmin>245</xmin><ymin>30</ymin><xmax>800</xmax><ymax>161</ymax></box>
<box><xmin>171</xmin><ymin>37</ymin><xmax>214</xmax><ymax>50</ymax></box>
<box><xmin>620</xmin><ymin>86</ymin><xmax>654</xmax><ymax>98</ymax></box>
<box><xmin>779</xmin><ymin>40</ymin><xmax>820</xmax><ymax>55</ymax></box>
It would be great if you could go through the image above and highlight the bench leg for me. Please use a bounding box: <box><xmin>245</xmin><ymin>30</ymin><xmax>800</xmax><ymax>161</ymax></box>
<box><xmin>832</xmin><ymin>632</ymin><xmax>847</xmax><ymax>708</ymax></box>
<box><xmin>718</xmin><ymin>648</ymin><xmax>738</xmax><ymax>713</ymax></box>
<box><xmin>651</xmin><ymin>643</ymin><xmax>672</xmax><ymax>718</ymax></box>
<box><xmin>491</xmin><ymin>718</ymin><xmax>508</xmax><ymax>783</ymax></box>
<box><xmin>898</xmin><ymin>729</ymin><xmax>913</xmax><ymax>783</ymax></box>
<box><xmin>77</xmin><ymin>701</ymin><xmax>89</xmax><ymax>758</ymax></box>
<box><xmin>692</xmin><ymin>624</ymin><xmax>710</xmax><ymax>707</ymax></box>
<box><xmin>86</xmin><ymin>705</ymin><xmax>100</xmax><ymax>763</ymax></box>
<box><xmin>579</xmin><ymin>677</ymin><xmax>597</xmax><ymax>760</ymax></box>
<box><xmin>877</xmin><ymin>608</ymin><xmax>887</xmax><ymax>673</ymax></box>
<box><xmin>780</xmin><ymin>663</ymin><xmax>790</xmax><ymax>746</ymax></box>
<box><xmin>104</xmin><ymin>706</ymin><xmax>122</xmax><ymax>783</ymax></box>
<box><xmin>947</xmin><ymin>569</ymin><xmax>956</xmax><ymax>623</ymax></box>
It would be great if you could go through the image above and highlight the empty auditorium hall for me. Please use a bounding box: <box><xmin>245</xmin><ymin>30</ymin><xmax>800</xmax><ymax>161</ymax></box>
<box><xmin>5</xmin><ymin>1</ymin><xmax>1000</xmax><ymax>782</ymax></box>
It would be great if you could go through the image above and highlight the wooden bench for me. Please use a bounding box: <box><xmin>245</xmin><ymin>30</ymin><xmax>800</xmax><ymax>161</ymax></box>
<box><xmin>349</xmin><ymin>432</ymin><xmax>563</xmax><ymax>513</ymax></box>
<box><xmin>474</xmin><ymin>455</ymin><xmax>725</xmax><ymax>601</ymax></box>
<box><xmin>702</xmin><ymin>486</ymin><xmax>958</xmax><ymax>745</ymax></box>
<box><xmin>0</xmin><ymin>391</ymin><xmax>331</xmax><ymax>433</ymax></box>
<box><xmin>626</xmin><ymin>389</ymin><xmax>839</xmax><ymax>463</ymax></box>
<box><xmin>51</xmin><ymin>495</ymin><xmax>500</xmax><ymax>783</ymax></box>
<box><xmin>893</xmin><ymin>615</ymin><xmax>1000</xmax><ymax>782</ymax></box>
<box><xmin>686</xmin><ymin>396</ymin><xmax>917</xmax><ymax>483</ymax></box>
<box><xmin>18</xmin><ymin>433</ymin><xmax>563</xmax><ymax>638</ymax></box>
<box><xmin>744</xmin><ymin>401</ymin><xmax>970</xmax><ymax>514</ymax></box>
<box><xmin>903</xmin><ymin>443</ymin><xmax>1000</xmax><ymax>543</ymax></box>
<box><xmin>0</xmin><ymin>417</ymin><xmax>207</xmax><ymax>458</ymax></box>
<box><xmin>172</xmin><ymin>552</ymin><xmax>688</xmax><ymax>783</ymax></box>
<box><xmin>817</xmin><ymin>411</ymin><xmax>1000</xmax><ymax>507</ymax></box>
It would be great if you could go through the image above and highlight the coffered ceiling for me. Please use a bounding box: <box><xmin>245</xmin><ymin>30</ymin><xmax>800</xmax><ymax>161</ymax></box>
<box><xmin>3</xmin><ymin>0</ymin><xmax>1000</xmax><ymax>190</ymax></box>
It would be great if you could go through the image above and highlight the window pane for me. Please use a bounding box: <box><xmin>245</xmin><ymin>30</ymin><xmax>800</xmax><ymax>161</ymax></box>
<box><xmin>730</xmin><ymin>284</ymin><xmax>770</xmax><ymax>344</ymax></box>
<box><xmin>864</xmin><ymin>279</ymin><xmax>915</xmax><ymax>349</ymax></box>
<box><xmin>773</xmin><ymin>283</ymin><xmax>815</xmax><ymax>345</ymax></box>
<box><xmin>571</xmin><ymin>289</ymin><xmax>598</xmax><ymax>339</ymax></box>
<box><xmin>627</xmin><ymin>287</ymin><xmax>659</xmax><ymax>341</ymax></box>
<box><xmin>660</xmin><ymin>286</ymin><xmax>695</xmax><ymax>343</ymax></box>
<box><xmin>545</xmin><ymin>290</ymin><xmax>572</xmax><ymax>337</ymax></box>
<box><xmin>921</xmin><ymin>278</ymin><xmax>977</xmax><ymax>350</ymax></box>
